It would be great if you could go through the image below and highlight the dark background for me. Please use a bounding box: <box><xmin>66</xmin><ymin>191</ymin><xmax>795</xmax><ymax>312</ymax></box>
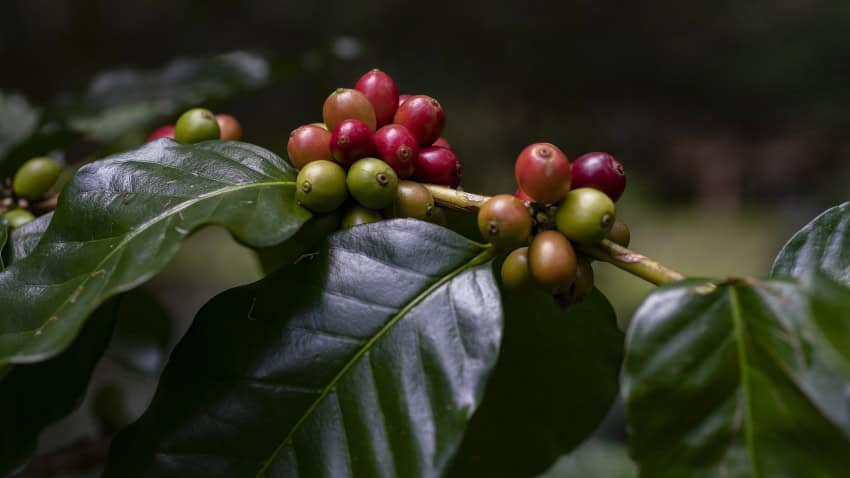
<box><xmin>3</xmin><ymin>1</ymin><xmax>849</xmax><ymax>476</ymax></box>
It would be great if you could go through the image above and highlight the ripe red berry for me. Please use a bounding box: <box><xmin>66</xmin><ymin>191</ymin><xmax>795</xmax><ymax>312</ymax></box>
<box><xmin>330</xmin><ymin>119</ymin><xmax>374</xmax><ymax>165</ymax></box>
<box><xmin>287</xmin><ymin>124</ymin><xmax>332</xmax><ymax>168</ymax></box>
<box><xmin>322</xmin><ymin>88</ymin><xmax>377</xmax><ymax>131</ymax></box>
<box><xmin>398</xmin><ymin>94</ymin><xmax>411</xmax><ymax>107</ymax></box>
<box><xmin>432</xmin><ymin>137</ymin><xmax>452</xmax><ymax>149</ymax></box>
<box><xmin>514</xmin><ymin>142</ymin><xmax>571</xmax><ymax>204</ymax></box>
<box><xmin>393</xmin><ymin>95</ymin><xmax>445</xmax><ymax>146</ymax></box>
<box><xmin>355</xmin><ymin>69</ymin><xmax>399</xmax><ymax>127</ymax></box>
<box><xmin>215</xmin><ymin>114</ymin><xmax>242</xmax><ymax>141</ymax></box>
<box><xmin>515</xmin><ymin>188</ymin><xmax>534</xmax><ymax>202</ymax></box>
<box><xmin>570</xmin><ymin>152</ymin><xmax>626</xmax><ymax>202</ymax></box>
<box><xmin>374</xmin><ymin>124</ymin><xmax>419</xmax><ymax>178</ymax></box>
<box><xmin>147</xmin><ymin>125</ymin><xmax>175</xmax><ymax>141</ymax></box>
<box><xmin>414</xmin><ymin>146</ymin><xmax>461</xmax><ymax>187</ymax></box>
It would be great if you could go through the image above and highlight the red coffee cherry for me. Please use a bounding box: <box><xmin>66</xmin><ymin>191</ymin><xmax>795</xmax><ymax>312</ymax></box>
<box><xmin>432</xmin><ymin>137</ymin><xmax>452</xmax><ymax>149</ymax></box>
<box><xmin>287</xmin><ymin>124</ymin><xmax>332</xmax><ymax>168</ymax></box>
<box><xmin>570</xmin><ymin>152</ymin><xmax>626</xmax><ymax>202</ymax></box>
<box><xmin>477</xmin><ymin>194</ymin><xmax>532</xmax><ymax>249</ymax></box>
<box><xmin>414</xmin><ymin>146</ymin><xmax>461</xmax><ymax>187</ymax></box>
<box><xmin>398</xmin><ymin>94</ymin><xmax>411</xmax><ymax>108</ymax></box>
<box><xmin>393</xmin><ymin>95</ymin><xmax>445</xmax><ymax>146</ymax></box>
<box><xmin>147</xmin><ymin>124</ymin><xmax>175</xmax><ymax>141</ymax></box>
<box><xmin>355</xmin><ymin>69</ymin><xmax>399</xmax><ymax>127</ymax></box>
<box><xmin>514</xmin><ymin>142</ymin><xmax>571</xmax><ymax>204</ymax></box>
<box><xmin>330</xmin><ymin>119</ymin><xmax>375</xmax><ymax>166</ymax></box>
<box><xmin>215</xmin><ymin>114</ymin><xmax>243</xmax><ymax>141</ymax></box>
<box><xmin>515</xmin><ymin>188</ymin><xmax>534</xmax><ymax>202</ymax></box>
<box><xmin>322</xmin><ymin>88</ymin><xmax>377</xmax><ymax>131</ymax></box>
<box><xmin>373</xmin><ymin>124</ymin><xmax>419</xmax><ymax>178</ymax></box>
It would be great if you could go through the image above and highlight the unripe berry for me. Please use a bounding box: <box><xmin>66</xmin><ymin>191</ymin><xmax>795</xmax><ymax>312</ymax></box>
<box><xmin>354</xmin><ymin>69</ymin><xmax>399</xmax><ymax>127</ymax></box>
<box><xmin>432</xmin><ymin>137</ymin><xmax>452</xmax><ymax>149</ymax></box>
<box><xmin>287</xmin><ymin>125</ymin><xmax>332</xmax><ymax>168</ymax></box>
<box><xmin>571</xmin><ymin>152</ymin><xmax>626</xmax><ymax>202</ymax></box>
<box><xmin>477</xmin><ymin>194</ymin><xmax>532</xmax><ymax>249</ymax></box>
<box><xmin>501</xmin><ymin>247</ymin><xmax>531</xmax><ymax>289</ymax></box>
<box><xmin>3</xmin><ymin>209</ymin><xmax>36</xmax><ymax>229</ymax></box>
<box><xmin>346</xmin><ymin>158</ymin><xmax>399</xmax><ymax>209</ymax></box>
<box><xmin>570</xmin><ymin>256</ymin><xmax>595</xmax><ymax>303</ymax></box>
<box><xmin>555</xmin><ymin>188</ymin><xmax>616</xmax><ymax>243</ymax></box>
<box><xmin>330</xmin><ymin>119</ymin><xmax>375</xmax><ymax>165</ymax></box>
<box><xmin>322</xmin><ymin>88</ymin><xmax>377</xmax><ymax>131</ymax></box>
<box><xmin>341</xmin><ymin>205</ymin><xmax>383</xmax><ymax>228</ymax></box>
<box><xmin>13</xmin><ymin>157</ymin><xmax>61</xmax><ymax>200</ymax></box>
<box><xmin>174</xmin><ymin>108</ymin><xmax>220</xmax><ymax>144</ymax></box>
<box><xmin>514</xmin><ymin>143</ymin><xmax>571</xmax><ymax>204</ymax></box>
<box><xmin>373</xmin><ymin>124</ymin><xmax>419</xmax><ymax>178</ymax></box>
<box><xmin>147</xmin><ymin>124</ymin><xmax>175</xmax><ymax>141</ymax></box>
<box><xmin>215</xmin><ymin>114</ymin><xmax>243</xmax><ymax>141</ymax></box>
<box><xmin>414</xmin><ymin>146</ymin><xmax>461</xmax><ymax>187</ymax></box>
<box><xmin>295</xmin><ymin>160</ymin><xmax>348</xmax><ymax>213</ymax></box>
<box><xmin>393</xmin><ymin>95</ymin><xmax>446</xmax><ymax>146</ymax></box>
<box><xmin>386</xmin><ymin>180</ymin><xmax>434</xmax><ymax>220</ymax></box>
<box><xmin>606</xmin><ymin>218</ymin><xmax>631</xmax><ymax>247</ymax></box>
<box><xmin>528</xmin><ymin>230</ymin><xmax>577</xmax><ymax>291</ymax></box>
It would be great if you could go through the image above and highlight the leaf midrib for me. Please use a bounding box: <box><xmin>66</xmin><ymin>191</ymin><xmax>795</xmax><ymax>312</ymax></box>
<box><xmin>728</xmin><ymin>287</ymin><xmax>762</xmax><ymax>478</ymax></box>
<box><xmin>255</xmin><ymin>245</ymin><xmax>496</xmax><ymax>477</ymax></box>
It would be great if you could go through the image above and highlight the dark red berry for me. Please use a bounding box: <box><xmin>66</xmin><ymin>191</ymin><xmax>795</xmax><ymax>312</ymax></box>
<box><xmin>515</xmin><ymin>188</ymin><xmax>534</xmax><ymax>202</ymax></box>
<box><xmin>147</xmin><ymin>125</ymin><xmax>175</xmax><ymax>141</ymax></box>
<box><xmin>398</xmin><ymin>94</ymin><xmax>411</xmax><ymax>107</ymax></box>
<box><xmin>432</xmin><ymin>137</ymin><xmax>452</xmax><ymax>149</ymax></box>
<box><xmin>330</xmin><ymin>119</ymin><xmax>375</xmax><ymax>166</ymax></box>
<box><xmin>374</xmin><ymin>124</ymin><xmax>419</xmax><ymax>178</ymax></box>
<box><xmin>514</xmin><ymin>142</ymin><xmax>571</xmax><ymax>204</ymax></box>
<box><xmin>355</xmin><ymin>69</ymin><xmax>399</xmax><ymax>127</ymax></box>
<box><xmin>393</xmin><ymin>95</ymin><xmax>445</xmax><ymax>146</ymax></box>
<box><xmin>570</xmin><ymin>152</ymin><xmax>626</xmax><ymax>202</ymax></box>
<box><xmin>414</xmin><ymin>146</ymin><xmax>461</xmax><ymax>187</ymax></box>
<box><xmin>288</xmin><ymin>124</ymin><xmax>332</xmax><ymax>168</ymax></box>
<box><xmin>322</xmin><ymin>88</ymin><xmax>377</xmax><ymax>131</ymax></box>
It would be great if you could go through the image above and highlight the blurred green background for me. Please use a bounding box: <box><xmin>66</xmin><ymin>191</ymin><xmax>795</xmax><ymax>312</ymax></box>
<box><xmin>3</xmin><ymin>0</ymin><xmax>849</xmax><ymax>476</ymax></box>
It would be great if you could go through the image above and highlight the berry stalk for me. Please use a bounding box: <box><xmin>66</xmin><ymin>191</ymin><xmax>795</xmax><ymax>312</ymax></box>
<box><xmin>423</xmin><ymin>184</ymin><xmax>686</xmax><ymax>286</ymax></box>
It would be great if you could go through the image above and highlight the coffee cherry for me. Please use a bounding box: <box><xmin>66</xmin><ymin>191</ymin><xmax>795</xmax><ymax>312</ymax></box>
<box><xmin>174</xmin><ymin>108</ymin><xmax>220</xmax><ymax>144</ymax></box>
<box><xmin>322</xmin><ymin>88</ymin><xmax>377</xmax><ymax>131</ymax></box>
<box><xmin>432</xmin><ymin>137</ymin><xmax>452</xmax><ymax>149</ymax></box>
<box><xmin>3</xmin><ymin>209</ymin><xmax>36</xmax><ymax>228</ymax></box>
<box><xmin>414</xmin><ymin>146</ymin><xmax>461</xmax><ymax>187</ymax></box>
<box><xmin>346</xmin><ymin>158</ymin><xmax>399</xmax><ymax>209</ymax></box>
<box><xmin>13</xmin><ymin>157</ymin><xmax>61</xmax><ymax>200</ymax></box>
<box><xmin>295</xmin><ymin>160</ymin><xmax>348</xmax><ymax>213</ymax></box>
<box><xmin>215</xmin><ymin>114</ymin><xmax>243</xmax><ymax>141</ymax></box>
<box><xmin>393</xmin><ymin>95</ymin><xmax>446</xmax><ymax>146</ymax></box>
<box><xmin>477</xmin><ymin>194</ymin><xmax>532</xmax><ymax>249</ymax></box>
<box><xmin>330</xmin><ymin>119</ymin><xmax>375</xmax><ymax>165</ymax></box>
<box><xmin>354</xmin><ymin>69</ymin><xmax>399</xmax><ymax>127</ymax></box>
<box><xmin>570</xmin><ymin>256</ymin><xmax>595</xmax><ymax>303</ymax></box>
<box><xmin>501</xmin><ymin>247</ymin><xmax>531</xmax><ymax>289</ymax></box>
<box><xmin>311</xmin><ymin>122</ymin><xmax>329</xmax><ymax>130</ymax></box>
<box><xmin>287</xmin><ymin>124</ymin><xmax>332</xmax><ymax>168</ymax></box>
<box><xmin>571</xmin><ymin>152</ymin><xmax>626</xmax><ymax>201</ymax></box>
<box><xmin>514</xmin><ymin>143</ymin><xmax>571</xmax><ymax>204</ymax></box>
<box><xmin>606</xmin><ymin>218</ymin><xmax>631</xmax><ymax>247</ymax></box>
<box><xmin>429</xmin><ymin>206</ymin><xmax>447</xmax><ymax>226</ymax></box>
<box><xmin>515</xmin><ymin>188</ymin><xmax>534</xmax><ymax>202</ymax></box>
<box><xmin>555</xmin><ymin>188</ymin><xmax>616</xmax><ymax>243</ymax></box>
<box><xmin>147</xmin><ymin>124</ymin><xmax>175</xmax><ymax>141</ymax></box>
<box><xmin>398</xmin><ymin>94</ymin><xmax>411</xmax><ymax>108</ymax></box>
<box><xmin>528</xmin><ymin>230</ymin><xmax>577</xmax><ymax>290</ymax></box>
<box><xmin>341</xmin><ymin>205</ymin><xmax>383</xmax><ymax>228</ymax></box>
<box><xmin>373</xmin><ymin>124</ymin><xmax>419</xmax><ymax>178</ymax></box>
<box><xmin>386</xmin><ymin>180</ymin><xmax>434</xmax><ymax>220</ymax></box>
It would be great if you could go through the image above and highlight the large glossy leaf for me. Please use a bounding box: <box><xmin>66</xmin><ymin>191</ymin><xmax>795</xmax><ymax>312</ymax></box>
<box><xmin>449</xmin><ymin>287</ymin><xmax>623</xmax><ymax>477</ymax></box>
<box><xmin>0</xmin><ymin>140</ymin><xmax>310</xmax><ymax>365</ymax></box>
<box><xmin>107</xmin><ymin>287</ymin><xmax>173</xmax><ymax>375</ymax></box>
<box><xmin>771</xmin><ymin>202</ymin><xmax>850</xmax><ymax>285</ymax></box>
<box><xmin>0</xmin><ymin>212</ymin><xmax>51</xmax><ymax>266</ymax></box>
<box><xmin>0</xmin><ymin>299</ymin><xmax>119</xmax><ymax>477</ymax></box>
<box><xmin>105</xmin><ymin>220</ymin><xmax>502</xmax><ymax>478</ymax></box>
<box><xmin>623</xmin><ymin>279</ymin><xmax>850</xmax><ymax>478</ymax></box>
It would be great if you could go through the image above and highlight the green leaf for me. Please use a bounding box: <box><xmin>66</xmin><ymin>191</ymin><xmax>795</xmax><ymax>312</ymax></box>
<box><xmin>449</xmin><ymin>287</ymin><xmax>624</xmax><ymax>477</ymax></box>
<box><xmin>0</xmin><ymin>91</ymin><xmax>40</xmax><ymax>162</ymax></box>
<box><xmin>0</xmin><ymin>299</ymin><xmax>119</xmax><ymax>477</ymax></box>
<box><xmin>107</xmin><ymin>287</ymin><xmax>173</xmax><ymax>375</ymax></box>
<box><xmin>1</xmin><ymin>212</ymin><xmax>52</xmax><ymax>266</ymax></box>
<box><xmin>0</xmin><ymin>140</ymin><xmax>310</xmax><ymax>365</ymax></box>
<box><xmin>104</xmin><ymin>220</ymin><xmax>502</xmax><ymax>478</ymax></box>
<box><xmin>623</xmin><ymin>279</ymin><xmax>850</xmax><ymax>478</ymax></box>
<box><xmin>771</xmin><ymin>202</ymin><xmax>850</xmax><ymax>285</ymax></box>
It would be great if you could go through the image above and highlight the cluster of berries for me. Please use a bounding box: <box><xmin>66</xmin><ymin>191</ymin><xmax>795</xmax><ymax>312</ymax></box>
<box><xmin>479</xmin><ymin>144</ymin><xmax>629</xmax><ymax>302</ymax></box>
<box><xmin>148</xmin><ymin>109</ymin><xmax>242</xmax><ymax>143</ymax></box>
<box><xmin>1</xmin><ymin>157</ymin><xmax>62</xmax><ymax>228</ymax></box>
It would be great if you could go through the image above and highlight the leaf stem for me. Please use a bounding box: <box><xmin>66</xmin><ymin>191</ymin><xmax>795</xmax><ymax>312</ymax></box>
<box><xmin>423</xmin><ymin>184</ymin><xmax>686</xmax><ymax>286</ymax></box>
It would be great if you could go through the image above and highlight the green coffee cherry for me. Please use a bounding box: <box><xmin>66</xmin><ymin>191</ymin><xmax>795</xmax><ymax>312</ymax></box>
<box><xmin>4</xmin><ymin>209</ymin><xmax>36</xmax><ymax>228</ymax></box>
<box><xmin>295</xmin><ymin>160</ymin><xmax>348</xmax><ymax>213</ymax></box>
<box><xmin>13</xmin><ymin>157</ymin><xmax>61</xmax><ymax>200</ymax></box>
<box><xmin>386</xmin><ymin>180</ymin><xmax>434</xmax><ymax>220</ymax></box>
<box><xmin>555</xmin><ymin>188</ymin><xmax>616</xmax><ymax>243</ymax></box>
<box><xmin>341</xmin><ymin>205</ymin><xmax>382</xmax><ymax>228</ymax></box>
<box><xmin>606</xmin><ymin>218</ymin><xmax>631</xmax><ymax>247</ymax></box>
<box><xmin>570</xmin><ymin>256</ymin><xmax>595</xmax><ymax>303</ymax></box>
<box><xmin>346</xmin><ymin>158</ymin><xmax>399</xmax><ymax>209</ymax></box>
<box><xmin>174</xmin><ymin>108</ymin><xmax>220</xmax><ymax>144</ymax></box>
<box><xmin>501</xmin><ymin>247</ymin><xmax>531</xmax><ymax>289</ymax></box>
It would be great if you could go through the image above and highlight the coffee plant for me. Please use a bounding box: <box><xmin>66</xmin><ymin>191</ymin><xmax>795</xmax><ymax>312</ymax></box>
<box><xmin>1</xmin><ymin>64</ymin><xmax>849</xmax><ymax>478</ymax></box>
